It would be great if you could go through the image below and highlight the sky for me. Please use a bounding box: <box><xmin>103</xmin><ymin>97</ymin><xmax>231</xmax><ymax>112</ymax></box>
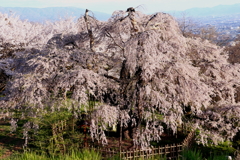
<box><xmin>1</xmin><ymin>0</ymin><xmax>240</xmax><ymax>14</ymax></box>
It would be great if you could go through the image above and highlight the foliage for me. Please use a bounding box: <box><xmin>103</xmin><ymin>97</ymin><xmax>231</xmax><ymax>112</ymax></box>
<box><xmin>17</xmin><ymin>100</ymin><xmax>95</xmax><ymax>155</ymax></box>
<box><xmin>180</xmin><ymin>148</ymin><xmax>231</xmax><ymax>160</ymax></box>
<box><xmin>207</xmin><ymin>141</ymin><xmax>235</xmax><ymax>157</ymax></box>
<box><xmin>1</xmin><ymin>8</ymin><xmax>240</xmax><ymax>149</ymax></box>
<box><xmin>64</xmin><ymin>149</ymin><xmax>102</xmax><ymax>160</ymax></box>
<box><xmin>207</xmin><ymin>154</ymin><xmax>228</xmax><ymax>160</ymax></box>
<box><xmin>193</xmin><ymin>141</ymin><xmax>235</xmax><ymax>159</ymax></box>
<box><xmin>181</xmin><ymin>148</ymin><xmax>202</xmax><ymax>160</ymax></box>
<box><xmin>29</xmin><ymin>108</ymin><xmax>72</xmax><ymax>154</ymax></box>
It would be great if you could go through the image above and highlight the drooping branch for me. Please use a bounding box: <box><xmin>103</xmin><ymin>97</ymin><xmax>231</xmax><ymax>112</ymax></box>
<box><xmin>104</xmin><ymin>29</ymin><xmax>124</xmax><ymax>51</ymax></box>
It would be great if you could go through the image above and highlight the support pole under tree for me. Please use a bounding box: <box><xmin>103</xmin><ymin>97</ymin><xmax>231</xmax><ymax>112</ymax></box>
<box><xmin>119</xmin><ymin>110</ymin><xmax>122</xmax><ymax>159</ymax></box>
<box><xmin>126</xmin><ymin>7</ymin><xmax>139</xmax><ymax>33</ymax></box>
<box><xmin>71</xmin><ymin>103</ymin><xmax>75</xmax><ymax>133</ymax></box>
<box><xmin>81</xmin><ymin>124</ymin><xmax>89</xmax><ymax>148</ymax></box>
<box><xmin>84</xmin><ymin>9</ymin><xmax>95</xmax><ymax>52</ymax></box>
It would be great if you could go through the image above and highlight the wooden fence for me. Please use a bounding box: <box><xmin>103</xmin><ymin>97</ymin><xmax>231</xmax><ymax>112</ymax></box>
<box><xmin>91</xmin><ymin>131</ymin><xmax>196</xmax><ymax>159</ymax></box>
<box><xmin>96</xmin><ymin>143</ymin><xmax>183</xmax><ymax>160</ymax></box>
<box><xmin>121</xmin><ymin>143</ymin><xmax>182</xmax><ymax>160</ymax></box>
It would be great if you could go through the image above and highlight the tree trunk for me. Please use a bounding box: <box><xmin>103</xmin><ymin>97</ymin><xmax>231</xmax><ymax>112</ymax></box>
<box><xmin>123</xmin><ymin>126</ymin><xmax>131</xmax><ymax>139</ymax></box>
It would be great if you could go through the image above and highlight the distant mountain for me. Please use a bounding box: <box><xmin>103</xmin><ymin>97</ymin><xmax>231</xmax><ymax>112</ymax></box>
<box><xmin>168</xmin><ymin>3</ymin><xmax>240</xmax><ymax>17</ymax></box>
<box><xmin>1</xmin><ymin>4</ymin><xmax>240</xmax><ymax>23</ymax></box>
<box><xmin>0</xmin><ymin>7</ymin><xmax>111</xmax><ymax>22</ymax></box>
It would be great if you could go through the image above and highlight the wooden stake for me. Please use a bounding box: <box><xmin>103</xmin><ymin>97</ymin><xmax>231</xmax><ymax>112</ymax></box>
<box><xmin>84</xmin><ymin>9</ymin><xmax>95</xmax><ymax>52</ymax></box>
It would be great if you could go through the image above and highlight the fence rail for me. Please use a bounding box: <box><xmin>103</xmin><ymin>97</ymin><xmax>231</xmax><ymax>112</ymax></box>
<box><xmin>94</xmin><ymin>143</ymin><xmax>183</xmax><ymax>160</ymax></box>
<box><xmin>121</xmin><ymin>144</ymin><xmax>182</xmax><ymax>159</ymax></box>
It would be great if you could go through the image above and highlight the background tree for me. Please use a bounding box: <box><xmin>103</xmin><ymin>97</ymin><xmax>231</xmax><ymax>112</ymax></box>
<box><xmin>226</xmin><ymin>34</ymin><xmax>240</xmax><ymax>64</ymax></box>
<box><xmin>177</xmin><ymin>12</ymin><xmax>231</xmax><ymax>46</ymax></box>
<box><xmin>177</xmin><ymin>11</ymin><xmax>198</xmax><ymax>37</ymax></box>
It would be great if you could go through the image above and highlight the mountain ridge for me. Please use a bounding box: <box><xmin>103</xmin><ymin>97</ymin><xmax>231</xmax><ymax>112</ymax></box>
<box><xmin>0</xmin><ymin>3</ymin><xmax>240</xmax><ymax>23</ymax></box>
<box><xmin>168</xmin><ymin>3</ymin><xmax>240</xmax><ymax>17</ymax></box>
<box><xmin>0</xmin><ymin>6</ymin><xmax>111</xmax><ymax>22</ymax></box>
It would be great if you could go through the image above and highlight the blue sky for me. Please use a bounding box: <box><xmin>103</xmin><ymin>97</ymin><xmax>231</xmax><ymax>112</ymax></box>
<box><xmin>1</xmin><ymin>0</ymin><xmax>240</xmax><ymax>14</ymax></box>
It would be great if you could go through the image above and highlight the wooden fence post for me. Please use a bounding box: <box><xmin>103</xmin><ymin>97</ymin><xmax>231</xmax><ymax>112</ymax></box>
<box><xmin>133</xmin><ymin>150</ymin><xmax>135</xmax><ymax>159</ymax></box>
<box><xmin>176</xmin><ymin>143</ymin><xmax>178</xmax><ymax>159</ymax></box>
<box><xmin>165</xmin><ymin>144</ymin><xmax>167</xmax><ymax>156</ymax></box>
<box><xmin>158</xmin><ymin>146</ymin><xmax>160</xmax><ymax>156</ymax></box>
<box><xmin>170</xmin><ymin>144</ymin><xmax>172</xmax><ymax>158</ymax></box>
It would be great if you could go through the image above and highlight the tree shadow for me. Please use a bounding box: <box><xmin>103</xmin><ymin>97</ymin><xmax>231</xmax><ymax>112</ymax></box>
<box><xmin>0</xmin><ymin>120</ymin><xmax>24</xmax><ymax>158</ymax></box>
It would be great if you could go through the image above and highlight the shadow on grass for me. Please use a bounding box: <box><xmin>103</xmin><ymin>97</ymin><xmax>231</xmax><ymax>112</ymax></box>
<box><xmin>0</xmin><ymin>120</ymin><xmax>24</xmax><ymax>158</ymax></box>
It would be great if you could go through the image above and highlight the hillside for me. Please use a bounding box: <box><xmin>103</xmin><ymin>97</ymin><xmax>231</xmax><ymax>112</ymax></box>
<box><xmin>0</xmin><ymin>9</ymin><xmax>240</xmax><ymax>149</ymax></box>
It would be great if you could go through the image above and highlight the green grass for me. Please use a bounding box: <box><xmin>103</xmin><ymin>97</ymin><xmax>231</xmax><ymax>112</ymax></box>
<box><xmin>181</xmin><ymin>148</ymin><xmax>202</xmax><ymax>160</ymax></box>
<box><xmin>180</xmin><ymin>148</ymin><xmax>232</xmax><ymax>160</ymax></box>
<box><xmin>0</xmin><ymin>145</ymin><xmax>7</xmax><ymax>157</ymax></box>
<box><xmin>4</xmin><ymin>149</ymin><xmax>168</xmax><ymax>160</ymax></box>
<box><xmin>2</xmin><ymin>148</ymin><xmax>233</xmax><ymax>160</ymax></box>
<box><xmin>207</xmin><ymin>153</ymin><xmax>228</xmax><ymax>160</ymax></box>
<box><xmin>4</xmin><ymin>149</ymin><xmax>102</xmax><ymax>160</ymax></box>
